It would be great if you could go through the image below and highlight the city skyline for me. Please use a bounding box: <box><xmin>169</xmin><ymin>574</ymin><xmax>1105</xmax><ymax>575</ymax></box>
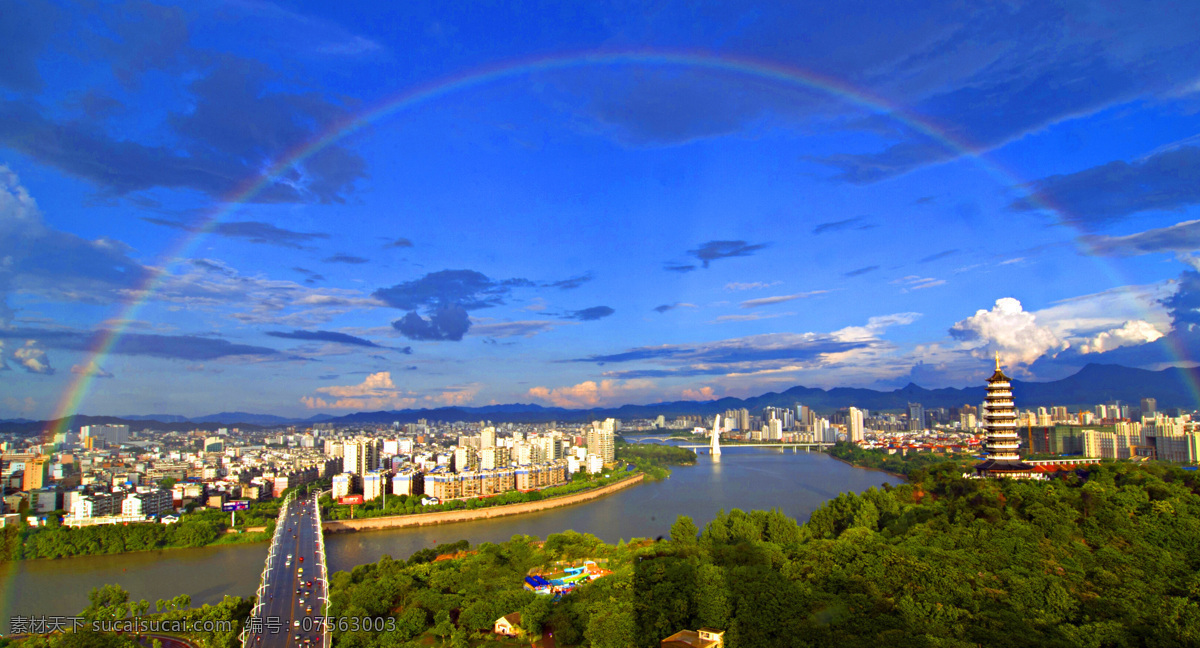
<box><xmin>4</xmin><ymin>1</ymin><xmax>1200</xmax><ymax>418</ymax></box>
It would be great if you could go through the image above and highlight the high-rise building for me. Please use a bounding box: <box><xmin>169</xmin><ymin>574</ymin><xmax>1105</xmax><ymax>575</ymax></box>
<box><xmin>847</xmin><ymin>407</ymin><xmax>865</xmax><ymax>442</ymax></box>
<box><xmin>363</xmin><ymin>471</ymin><xmax>387</xmax><ymax>501</ymax></box>
<box><xmin>80</xmin><ymin>424</ymin><xmax>129</xmax><ymax>446</ymax></box>
<box><xmin>1141</xmin><ymin>398</ymin><xmax>1157</xmax><ymax>416</ymax></box>
<box><xmin>342</xmin><ymin>438</ymin><xmax>380</xmax><ymax>476</ymax></box>
<box><xmin>907</xmin><ymin>403</ymin><xmax>925</xmax><ymax>432</ymax></box>
<box><xmin>975</xmin><ymin>356</ymin><xmax>1036</xmax><ymax>479</ymax></box>
<box><xmin>586</xmin><ymin>424</ymin><xmax>615</xmax><ymax>464</ymax></box>
<box><xmin>332</xmin><ymin>473</ymin><xmax>354</xmax><ymax>499</ymax></box>
<box><xmin>481</xmin><ymin>426</ymin><xmax>496</xmax><ymax>449</ymax></box>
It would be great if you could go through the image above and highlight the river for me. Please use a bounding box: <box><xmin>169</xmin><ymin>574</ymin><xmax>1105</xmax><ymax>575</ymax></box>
<box><xmin>2</xmin><ymin>447</ymin><xmax>900</xmax><ymax>632</ymax></box>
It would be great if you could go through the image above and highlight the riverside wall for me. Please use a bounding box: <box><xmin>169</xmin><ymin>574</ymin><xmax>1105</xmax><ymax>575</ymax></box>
<box><xmin>321</xmin><ymin>473</ymin><xmax>645</xmax><ymax>533</ymax></box>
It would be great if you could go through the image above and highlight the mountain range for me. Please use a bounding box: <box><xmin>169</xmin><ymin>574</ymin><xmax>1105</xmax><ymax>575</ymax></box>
<box><xmin>3</xmin><ymin>363</ymin><xmax>1198</xmax><ymax>435</ymax></box>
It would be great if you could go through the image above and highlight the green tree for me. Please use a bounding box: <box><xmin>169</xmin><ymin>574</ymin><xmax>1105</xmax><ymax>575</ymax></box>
<box><xmin>670</xmin><ymin>515</ymin><xmax>699</xmax><ymax>545</ymax></box>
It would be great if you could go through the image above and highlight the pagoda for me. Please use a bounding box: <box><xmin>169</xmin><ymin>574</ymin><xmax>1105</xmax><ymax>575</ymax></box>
<box><xmin>974</xmin><ymin>354</ymin><xmax>1037</xmax><ymax>479</ymax></box>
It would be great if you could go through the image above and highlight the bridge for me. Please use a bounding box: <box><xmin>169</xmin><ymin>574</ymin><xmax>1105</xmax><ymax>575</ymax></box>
<box><xmin>242</xmin><ymin>491</ymin><xmax>330</xmax><ymax>648</ymax></box>
<box><xmin>677</xmin><ymin>443</ymin><xmax>833</xmax><ymax>451</ymax></box>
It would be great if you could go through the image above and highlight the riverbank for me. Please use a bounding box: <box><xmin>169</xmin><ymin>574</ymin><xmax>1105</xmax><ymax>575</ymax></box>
<box><xmin>827</xmin><ymin>453</ymin><xmax>906</xmax><ymax>479</ymax></box>
<box><xmin>323</xmin><ymin>472</ymin><xmax>645</xmax><ymax>533</ymax></box>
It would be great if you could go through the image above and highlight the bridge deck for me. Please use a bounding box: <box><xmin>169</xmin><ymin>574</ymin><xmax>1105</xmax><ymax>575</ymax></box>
<box><xmin>243</xmin><ymin>493</ymin><xmax>329</xmax><ymax>648</ymax></box>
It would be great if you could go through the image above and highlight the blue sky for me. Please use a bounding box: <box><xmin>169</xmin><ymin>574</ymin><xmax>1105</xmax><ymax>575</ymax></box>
<box><xmin>3</xmin><ymin>0</ymin><xmax>1200</xmax><ymax>417</ymax></box>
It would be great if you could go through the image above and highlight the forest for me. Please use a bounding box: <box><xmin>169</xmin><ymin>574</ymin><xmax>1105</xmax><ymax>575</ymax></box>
<box><xmin>827</xmin><ymin>441</ymin><xmax>974</xmax><ymax>475</ymax></box>
<box><xmin>1</xmin><ymin>584</ymin><xmax>247</xmax><ymax>648</ymax></box>
<box><xmin>326</xmin><ymin>460</ymin><xmax>1200</xmax><ymax>647</ymax></box>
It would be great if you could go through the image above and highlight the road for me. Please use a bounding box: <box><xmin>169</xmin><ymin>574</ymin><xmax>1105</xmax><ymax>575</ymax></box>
<box><xmin>244</xmin><ymin>494</ymin><xmax>327</xmax><ymax>648</ymax></box>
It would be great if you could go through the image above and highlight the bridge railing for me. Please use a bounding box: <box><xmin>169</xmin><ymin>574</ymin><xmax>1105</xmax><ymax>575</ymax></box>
<box><xmin>313</xmin><ymin>492</ymin><xmax>331</xmax><ymax>648</ymax></box>
<box><xmin>240</xmin><ymin>490</ymin><xmax>294</xmax><ymax>647</ymax></box>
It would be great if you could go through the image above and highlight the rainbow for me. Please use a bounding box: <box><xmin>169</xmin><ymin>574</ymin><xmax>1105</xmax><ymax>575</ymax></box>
<box><xmin>41</xmin><ymin>48</ymin><xmax>1200</xmax><ymax>438</ymax></box>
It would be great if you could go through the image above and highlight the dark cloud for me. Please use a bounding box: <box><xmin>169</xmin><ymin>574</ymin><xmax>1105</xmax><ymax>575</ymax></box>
<box><xmin>562</xmin><ymin>306</ymin><xmax>615</xmax><ymax>321</ymax></box>
<box><xmin>392</xmin><ymin>306</ymin><xmax>471</xmax><ymax>341</ymax></box>
<box><xmin>688</xmin><ymin>240</ymin><xmax>768</xmax><ymax>268</ymax></box>
<box><xmin>324</xmin><ymin>253</ymin><xmax>370</xmax><ymax>264</ymax></box>
<box><xmin>266</xmin><ymin>329</ymin><xmax>384</xmax><ymax>348</ymax></box>
<box><xmin>0</xmin><ymin>100</ymin><xmax>280</xmax><ymax>200</ymax></box>
<box><xmin>1083</xmin><ymin>220</ymin><xmax>1200</xmax><ymax>257</ymax></box>
<box><xmin>384</xmin><ymin>237</ymin><xmax>414</xmax><ymax>248</ymax></box>
<box><xmin>0</xmin><ymin>0</ymin><xmax>57</xmax><ymax>91</ymax></box>
<box><xmin>0</xmin><ymin>328</ymin><xmax>280</xmax><ymax>361</ymax></box>
<box><xmin>0</xmin><ymin>20</ymin><xmax>365</xmax><ymax>204</ymax></box>
<box><xmin>919</xmin><ymin>249</ymin><xmax>960</xmax><ymax>263</ymax></box>
<box><xmin>373</xmin><ymin>269</ymin><xmax>518</xmax><ymax>311</ymax></box>
<box><xmin>813</xmin><ymin>217</ymin><xmax>874</xmax><ymax>235</ymax></box>
<box><xmin>374</xmin><ymin>270</ymin><xmax>540</xmax><ymax>341</ymax></box>
<box><xmin>1</xmin><ymin>167</ymin><xmax>151</xmax><ymax>323</ymax></box>
<box><xmin>143</xmin><ymin>217</ymin><xmax>330</xmax><ymax>249</ymax></box>
<box><xmin>1013</xmin><ymin>146</ymin><xmax>1200</xmax><ymax>229</ymax></box>
<box><xmin>654</xmin><ymin>303</ymin><xmax>685</xmax><ymax>313</ymax></box>
<box><xmin>842</xmin><ymin>265</ymin><xmax>880</xmax><ymax>277</ymax></box>
<box><xmin>469</xmin><ymin>321</ymin><xmax>566</xmax><ymax>338</ymax></box>
<box><xmin>292</xmin><ymin>267</ymin><xmax>326</xmax><ymax>284</ymax></box>
<box><xmin>544</xmin><ymin>272</ymin><xmax>595</xmax><ymax>290</ymax></box>
<box><xmin>914</xmin><ymin>196</ymin><xmax>936</xmax><ymax>205</ymax></box>
<box><xmin>571</xmin><ymin>333</ymin><xmax>868</xmax><ymax>377</ymax></box>
<box><xmin>318</xmin><ymin>374</ymin><xmax>340</xmax><ymax>380</ymax></box>
<box><xmin>663</xmin><ymin>263</ymin><xmax>697</xmax><ymax>273</ymax></box>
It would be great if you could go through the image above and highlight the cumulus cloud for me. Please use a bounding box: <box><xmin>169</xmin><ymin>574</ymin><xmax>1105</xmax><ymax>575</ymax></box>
<box><xmin>527</xmin><ymin>379</ymin><xmax>656</xmax><ymax>408</ymax></box>
<box><xmin>950</xmin><ymin>298</ymin><xmax>1067</xmax><ymax>365</ymax></box>
<box><xmin>1078</xmin><ymin>320</ymin><xmax>1164</xmax><ymax>354</ymax></box>
<box><xmin>70</xmin><ymin>361</ymin><xmax>113</xmax><ymax>378</ymax></box>
<box><xmin>681</xmin><ymin>386</ymin><xmax>718</xmax><ymax>401</ymax></box>
<box><xmin>301</xmin><ymin>372</ymin><xmax>418</xmax><ymax>410</ymax></box>
<box><xmin>13</xmin><ymin>340</ymin><xmax>52</xmax><ymax>374</ymax></box>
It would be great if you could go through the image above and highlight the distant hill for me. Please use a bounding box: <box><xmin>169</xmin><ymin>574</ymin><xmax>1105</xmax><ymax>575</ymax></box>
<box><xmin>4</xmin><ymin>363</ymin><xmax>1197</xmax><ymax>434</ymax></box>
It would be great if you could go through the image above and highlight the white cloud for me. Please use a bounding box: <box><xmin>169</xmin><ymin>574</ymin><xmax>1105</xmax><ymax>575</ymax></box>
<box><xmin>1079</xmin><ymin>320</ymin><xmax>1164</xmax><ymax>354</ymax></box>
<box><xmin>950</xmin><ymin>298</ymin><xmax>1067</xmax><ymax>365</ymax></box>
<box><xmin>832</xmin><ymin>312</ymin><xmax>922</xmax><ymax>342</ymax></box>
<box><xmin>13</xmin><ymin>340</ymin><xmax>53</xmax><ymax>374</ymax></box>
<box><xmin>892</xmin><ymin>275</ymin><xmax>946</xmax><ymax>291</ymax></box>
<box><xmin>725</xmin><ymin>281</ymin><xmax>781</xmax><ymax>291</ymax></box>
<box><xmin>527</xmin><ymin>379</ymin><xmax>656</xmax><ymax>408</ymax></box>
<box><xmin>301</xmin><ymin>372</ymin><xmax>417</xmax><ymax>410</ymax></box>
<box><xmin>468</xmin><ymin>319</ymin><xmax>574</xmax><ymax>338</ymax></box>
<box><xmin>739</xmin><ymin>291</ymin><xmax>827</xmax><ymax>308</ymax></box>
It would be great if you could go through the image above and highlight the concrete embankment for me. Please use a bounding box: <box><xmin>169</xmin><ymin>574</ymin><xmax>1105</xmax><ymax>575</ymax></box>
<box><xmin>322</xmin><ymin>473</ymin><xmax>645</xmax><ymax>533</ymax></box>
